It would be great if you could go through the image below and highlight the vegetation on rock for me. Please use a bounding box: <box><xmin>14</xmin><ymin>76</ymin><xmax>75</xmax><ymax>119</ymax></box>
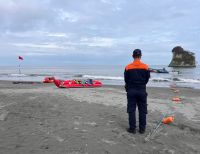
<box><xmin>168</xmin><ymin>46</ymin><xmax>196</xmax><ymax>67</ymax></box>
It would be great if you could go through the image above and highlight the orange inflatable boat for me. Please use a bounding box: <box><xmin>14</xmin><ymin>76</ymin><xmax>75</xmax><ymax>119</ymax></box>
<box><xmin>54</xmin><ymin>79</ymin><xmax>102</xmax><ymax>88</ymax></box>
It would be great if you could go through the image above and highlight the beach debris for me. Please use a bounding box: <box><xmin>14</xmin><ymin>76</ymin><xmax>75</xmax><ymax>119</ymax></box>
<box><xmin>0</xmin><ymin>110</ymin><xmax>9</xmax><ymax>121</ymax></box>
<box><xmin>172</xmin><ymin>97</ymin><xmax>181</xmax><ymax>102</ymax></box>
<box><xmin>162</xmin><ymin>116</ymin><xmax>174</xmax><ymax>124</ymax></box>
<box><xmin>170</xmin><ymin>84</ymin><xmax>177</xmax><ymax>88</ymax></box>
<box><xmin>145</xmin><ymin>114</ymin><xmax>174</xmax><ymax>142</ymax></box>
<box><xmin>170</xmin><ymin>87</ymin><xmax>176</xmax><ymax>90</ymax></box>
<box><xmin>170</xmin><ymin>83</ymin><xmax>178</xmax><ymax>91</ymax></box>
<box><xmin>173</xmin><ymin>89</ymin><xmax>180</xmax><ymax>93</ymax></box>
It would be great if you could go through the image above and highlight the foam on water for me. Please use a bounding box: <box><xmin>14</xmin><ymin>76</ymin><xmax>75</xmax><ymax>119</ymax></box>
<box><xmin>176</xmin><ymin>78</ymin><xmax>200</xmax><ymax>83</ymax></box>
<box><xmin>150</xmin><ymin>77</ymin><xmax>171</xmax><ymax>82</ymax></box>
<box><xmin>10</xmin><ymin>74</ymin><xmax>27</xmax><ymax>77</ymax></box>
<box><xmin>83</xmin><ymin>75</ymin><xmax>123</xmax><ymax>80</ymax></box>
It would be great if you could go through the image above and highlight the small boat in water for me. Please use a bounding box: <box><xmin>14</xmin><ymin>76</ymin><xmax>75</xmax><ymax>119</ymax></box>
<box><xmin>149</xmin><ymin>68</ymin><xmax>169</xmax><ymax>73</ymax></box>
<box><xmin>169</xmin><ymin>70</ymin><xmax>180</xmax><ymax>74</ymax></box>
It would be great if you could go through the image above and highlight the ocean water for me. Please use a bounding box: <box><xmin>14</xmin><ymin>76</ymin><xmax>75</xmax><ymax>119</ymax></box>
<box><xmin>0</xmin><ymin>65</ymin><xmax>200</xmax><ymax>89</ymax></box>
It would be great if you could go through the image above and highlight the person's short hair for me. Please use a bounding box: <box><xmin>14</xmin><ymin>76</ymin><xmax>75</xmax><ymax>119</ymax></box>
<box><xmin>133</xmin><ymin>49</ymin><xmax>142</xmax><ymax>58</ymax></box>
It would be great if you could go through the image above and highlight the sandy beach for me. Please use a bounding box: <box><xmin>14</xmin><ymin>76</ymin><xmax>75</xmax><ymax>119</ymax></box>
<box><xmin>0</xmin><ymin>80</ymin><xmax>200</xmax><ymax>154</ymax></box>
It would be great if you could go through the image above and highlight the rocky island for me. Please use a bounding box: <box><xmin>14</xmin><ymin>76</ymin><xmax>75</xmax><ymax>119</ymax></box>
<box><xmin>168</xmin><ymin>46</ymin><xmax>196</xmax><ymax>67</ymax></box>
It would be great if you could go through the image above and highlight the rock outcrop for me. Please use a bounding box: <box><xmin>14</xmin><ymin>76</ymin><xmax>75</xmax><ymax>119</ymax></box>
<box><xmin>168</xmin><ymin>46</ymin><xmax>196</xmax><ymax>67</ymax></box>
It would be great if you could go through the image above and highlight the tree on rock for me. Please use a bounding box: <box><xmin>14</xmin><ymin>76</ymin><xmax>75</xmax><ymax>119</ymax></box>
<box><xmin>168</xmin><ymin>46</ymin><xmax>196</xmax><ymax>67</ymax></box>
<box><xmin>172</xmin><ymin>46</ymin><xmax>184</xmax><ymax>53</ymax></box>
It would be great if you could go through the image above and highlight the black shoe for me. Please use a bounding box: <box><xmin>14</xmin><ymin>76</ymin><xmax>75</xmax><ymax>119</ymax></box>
<box><xmin>139</xmin><ymin>129</ymin><xmax>145</xmax><ymax>134</ymax></box>
<box><xmin>127</xmin><ymin>128</ymin><xmax>136</xmax><ymax>134</ymax></box>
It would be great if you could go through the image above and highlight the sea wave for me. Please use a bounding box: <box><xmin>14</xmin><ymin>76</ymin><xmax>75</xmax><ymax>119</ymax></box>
<box><xmin>176</xmin><ymin>78</ymin><xmax>200</xmax><ymax>83</ymax></box>
<box><xmin>10</xmin><ymin>74</ymin><xmax>27</xmax><ymax>77</ymax></box>
<box><xmin>83</xmin><ymin>75</ymin><xmax>123</xmax><ymax>80</ymax></box>
<box><xmin>172</xmin><ymin>78</ymin><xmax>181</xmax><ymax>81</ymax></box>
<box><xmin>150</xmin><ymin>77</ymin><xmax>200</xmax><ymax>84</ymax></box>
<box><xmin>82</xmin><ymin>75</ymin><xmax>200</xmax><ymax>84</ymax></box>
<box><xmin>1</xmin><ymin>72</ymin><xmax>200</xmax><ymax>85</ymax></box>
<box><xmin>6</xmin><ymin>73</ymin><xmax>53</xmax><ymax>77</ymax></box>
<box><xmin>150</xmin><ymin>77</ymin><xmax>171</xmax><ymax>82</ymax></box>
<box><xmin>73</xmin><ymin>74</ymin><xmax>83</xmax><ymax>78</ymax></box>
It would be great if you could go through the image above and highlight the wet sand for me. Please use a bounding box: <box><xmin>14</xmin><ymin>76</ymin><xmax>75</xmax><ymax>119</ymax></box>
<box><xmin>0</xmin><ymin>80</ymin><xmax>200</xmax><ymax>154</ymax></box>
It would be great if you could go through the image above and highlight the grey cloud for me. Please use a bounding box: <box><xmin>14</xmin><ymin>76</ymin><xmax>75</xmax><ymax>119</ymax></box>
<box><xmin>0</xmin><ymin>0</ymin><xmax>56</xmax><ymax>32</ymax></box>
<box><xmin>0</xmin><ymin>0</ymin><xmax>200</xmax><ymax>65</ymax></box>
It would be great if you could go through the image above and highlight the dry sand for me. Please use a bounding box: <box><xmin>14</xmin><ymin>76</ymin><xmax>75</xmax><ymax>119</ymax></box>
<box><xmin>0</xmin><ymin>80</ymin><xmax>200</xmax><ymax>154</ymax></box>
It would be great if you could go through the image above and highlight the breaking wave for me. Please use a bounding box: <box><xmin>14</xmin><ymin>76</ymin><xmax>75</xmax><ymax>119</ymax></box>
<box><xmin>150</xmin><ymin>77</ymin><xmax>200</xmax><ymax>83</ymax></box>
<box><xmin>2</xmin><ymin>73</ymin><xmax>200</xmax><ymax>85</ymax></box>
<box><xmin>82</xmin><ymin>75</ymin><xmax>200</xmax><ymax>84</ymax></box>
<box><xmin>176</xmin><ymin>78</ymin><xmax>200</xmax><ymax>83</ymax></box>
<box><xmin>10</xmin><ymin>74</ymin><xmax>27</xmax><ymax>77</ymax></box>
<box><xmin>83</xmin><ymin>75</ymin><xmax>123</xmax><ymax>80</ymax></box>
<box><xmin>150</xmin><ymin>77</ymin><xmax>171</xmax><ymax>82</ymax></box>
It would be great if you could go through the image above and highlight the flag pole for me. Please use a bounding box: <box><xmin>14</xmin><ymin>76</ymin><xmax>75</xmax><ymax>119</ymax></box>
<box><xmin>18</xmin><ymin>63</ymin><xmax>21</xmax><ymax>75</ymax></box>
<box><xmin>18</xmin><ymin>56</ymin><xmax>23</xmax><ymax>75</ymax></box>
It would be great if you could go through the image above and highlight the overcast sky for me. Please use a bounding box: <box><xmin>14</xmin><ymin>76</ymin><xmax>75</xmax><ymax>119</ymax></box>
<box><xmin>0</xmin><ymin>0</ymin><xmax>200</xmax><ymax>66</ymax></box>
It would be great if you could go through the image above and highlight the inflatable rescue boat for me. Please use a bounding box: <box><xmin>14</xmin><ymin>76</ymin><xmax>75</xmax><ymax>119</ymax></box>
<box><xmin>53</xmin><ymin>79</ymin><xmax>102</xmax><ymax>88</ymax></box>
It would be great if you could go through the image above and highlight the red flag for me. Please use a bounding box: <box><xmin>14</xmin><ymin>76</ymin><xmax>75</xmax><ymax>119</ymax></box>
<box><xmin>18</xmin><ymin>56</ymin><xmax>23</xmax><ymax>60</ymax></box>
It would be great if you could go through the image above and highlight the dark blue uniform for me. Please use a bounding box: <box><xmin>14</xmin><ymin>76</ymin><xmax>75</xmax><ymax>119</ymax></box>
<box><xmin>124</xmin><ymin>59</ymin><xmax>150</xmax><ymax>132</ymax></box>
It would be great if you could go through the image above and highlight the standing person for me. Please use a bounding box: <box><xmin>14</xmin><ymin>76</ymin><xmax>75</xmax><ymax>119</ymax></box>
<box><xmin>124</xmin><ymin>49</ymin><xmax>150</xmax><ymax>134</ymax></box>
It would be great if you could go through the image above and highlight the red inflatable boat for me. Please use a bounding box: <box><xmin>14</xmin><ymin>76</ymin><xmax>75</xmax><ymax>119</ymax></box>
<box><xmin>54</xmin><ymin>79</ymin><xmax>102</xmax><ymax>88</ymax></box>
<box><xmin>43</xmin><ymin>77</ymin><xmax>55</xmax><ymax>83</ymax></box>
